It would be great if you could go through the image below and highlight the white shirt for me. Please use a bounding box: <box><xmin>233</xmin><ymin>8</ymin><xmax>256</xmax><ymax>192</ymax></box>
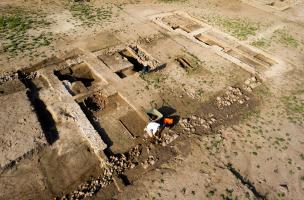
<box><xmin>144</xmin><ymin>122</ymin><xmax>160</xmax><ymax>137</ymax></box>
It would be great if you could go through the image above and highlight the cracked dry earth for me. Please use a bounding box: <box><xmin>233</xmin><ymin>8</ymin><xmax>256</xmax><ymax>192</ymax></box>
<box><xmin>0</xmin><ymin>0</ymin><xmax>304</xmax><ymax>200</ymax></box>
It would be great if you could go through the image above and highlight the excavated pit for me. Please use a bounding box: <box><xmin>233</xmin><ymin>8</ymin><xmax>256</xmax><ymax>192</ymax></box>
<box><xmin>195</xmin><ymin>32</ymin><xmax>277</xmax><ymax>71</ymax></box>
<box><xmin>152</xmin><ymin>11</ymin><xmax>280</xmax><ymax>75</ymax></box>
<box><xmin>0</xmin><ymin>11</ymin><xmax>277</xmax><ymax>199</ymax></box>
<box><xmin>98</xmin><ymin>45</ymin><xmax>164</xmax><ymax>80</ymax></box>
<box><xmin>161</xmin><ymin>14</ymin><xmax>204</xmax><ymax>33</ymax></box>
<box><xmin>54</xmin><ymin>63</ymin><xmax>103</xmax><ymax>96</ymax></box>
<box><xmin>82</xmin><ymin>93</ymin><xmax>144</xmax><ymax>154</ymax></box>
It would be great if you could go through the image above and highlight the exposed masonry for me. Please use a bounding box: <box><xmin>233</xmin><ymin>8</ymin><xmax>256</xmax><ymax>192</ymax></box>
<box><xmin>96</xmin><ymin>44</ymin><xmax>165</xmax><ymax>79</ymax></box>
<box><xmin>17</xmin><ymin>54</ymin><xmax>108</xmax><ymax>154</ymax></box>
<box><xmin>3</xmin><ymin>25</ymin><xmax>268</xmax><ymax>198</ymax></box>
<box><xmin>34</xmin><ymin>68</ymin><xmax>108</xmax><ymax>154</ymax></box>
<box><xmin>149</xmin><ymin>11</ymin><xmax>282</xmax><ymax>78</ymax></box>
<box><xmin>58</xmin><ymin>74</ymin><xmax>263</xmax><ymax>199</ymax></box>
<box><xmin>19</xmin><ymin>43</ymin><xmax>164</xmax><ymax>156</ymax></box>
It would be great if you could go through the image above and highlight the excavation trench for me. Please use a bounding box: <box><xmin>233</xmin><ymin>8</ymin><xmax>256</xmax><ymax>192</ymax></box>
<box><xmin>78</xmin><ymin>102</ymin><xmax>113</xmax><ymax>148</ymax></box>
<box><xmin>18</xmin><ymin>72</ymin><xmax>59</xmax><ymax>145</ymax></box>
<box><xmin>60</xmin><ymin>86</ymin><xmax>261</xmax><ymax>199</ymax></box>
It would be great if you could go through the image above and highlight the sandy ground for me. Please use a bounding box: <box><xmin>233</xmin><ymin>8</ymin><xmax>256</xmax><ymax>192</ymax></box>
<box><xmin>0</xmin><ymin>0</ymin><xmax>303</xmax><ymax>199</ymax></box>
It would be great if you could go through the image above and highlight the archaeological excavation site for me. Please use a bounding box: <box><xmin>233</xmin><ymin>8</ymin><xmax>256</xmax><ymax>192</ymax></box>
<box><xmin>0</xmin><ymin>0</ymin><xmax>303</xmax><ymax>199</ymax></box>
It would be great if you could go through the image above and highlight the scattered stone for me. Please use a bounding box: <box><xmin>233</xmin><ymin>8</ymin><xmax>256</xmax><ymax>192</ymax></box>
<box><xmin>141</xmin><ymin>156</ymin><xmax>157</xmax><ymax>169</ymax></box>
<box><xmin>0</xmin><ymin>72</ymin><xmax>18</xmax><ymax>84</ymax></box>
<box><xmin>65</xmin><ymin>57</ymin><xmax>83</xmax><ymax>67</ymax></box>
<box><xmin>215</xmin><ymin>86</ymin><xmax>249</xmax><ymax>109</ymax></box>
<box><xmin>243</xmin><ymin>76</ymin><xmax>261</xmax><ymax>92</ymax></box>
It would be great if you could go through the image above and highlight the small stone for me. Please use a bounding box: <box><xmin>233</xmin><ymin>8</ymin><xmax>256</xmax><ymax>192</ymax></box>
<box><xmin>199</xmin><ymin>118</ymin><xmax>206</xmax><ymax>124</ymax></box>
<box><xmin>239</xmin><ymin>99</ymin><xmax>244</xmax><ymax>104</ymax></box>
<box><xmin>191</xmin><ymin>115</ymin><xmax>197</xmax><ymax>120</ymax></box>
<box><xmin>149</xmin><ymin>159</ymin><xmax>155</xmax><ymax>165</ymax></box>
<box><xmin>182</xmin><ymin>118</ymin><xmax>188</xmax><ymax>123</ymax></box>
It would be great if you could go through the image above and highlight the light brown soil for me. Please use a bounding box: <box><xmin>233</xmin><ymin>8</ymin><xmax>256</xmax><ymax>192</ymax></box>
<box><xmin>0</xmin><ymin>0</ymin><xmax>303</xmax><ymax>200</ymax></box>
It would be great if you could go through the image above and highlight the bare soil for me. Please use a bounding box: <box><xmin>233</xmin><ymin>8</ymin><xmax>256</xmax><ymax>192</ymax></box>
<box><xmin>0</xmin><ymin>0</ymin><xmax>303</xmax><ymax>200</ymax></box>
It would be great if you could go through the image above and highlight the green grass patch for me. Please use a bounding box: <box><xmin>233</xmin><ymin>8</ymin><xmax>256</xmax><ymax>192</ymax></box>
<box><xmin>281</xmin><ymin>90</ymin><xmax>304</xmax><ymax>125</ymax></box>
<box><xmin>206</xmin><ymin>16</ymin><xmax>260</xmax><ymax>40</ymax></box>
<box><xmin>69</xmin><ymin>2</ymin><xmax>112</xmax><ymax>27</ymax></box>
<box><xmin>272</xmin><ymin>29</ymin><xmax>298</xmax><ymax>47</ymax></box>
<box><xmin>251</xmin><ymin>38</ymin><xmax>271</xmax><ymax>48</ymax></box>
<box><xmin>252</xmin><ymin>28</ymin><xmax>299</xmax><ymax>49</ymax></box>
<box><xmin>282</xmin><ymin>95</ymin><xmax>304</xmax><ymax>114</ymax></box>
<box><xmin>0</xmin><ymin>6</ymin><xmax>53</xmax><ymax>56</ymax></box>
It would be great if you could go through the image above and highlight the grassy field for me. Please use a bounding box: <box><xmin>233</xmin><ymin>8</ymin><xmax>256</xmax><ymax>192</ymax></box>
<box><xmin>68</xmin><ymin>2</ymin><xmax>113</xmax><ymax>27</ymax></box>
<box><xmin>206</xmin><ymin>16</ymin><xmax>260</xmax><ymax>40</ymax></box>
<box><xmin>252</xmin><ymin>28</ymin><xmax>299</xmax><ymax>48</ymax></box>
<box><xmin>0</xmin><ymin>6</ymin><xmax>53</xmax><ymax>58</ymax></box>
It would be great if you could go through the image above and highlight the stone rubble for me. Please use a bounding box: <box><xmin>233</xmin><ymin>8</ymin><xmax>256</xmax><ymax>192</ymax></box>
<box><xmin>57</xmin><ymin>144</ymin><xmax>143</xmax><ymax>200</ymax></box>
<box><xmin>215</xmin><ymin>86</ymin><xmax>249</xmax><ymax>109</ymax></box>
<box><xmin>58</xmin><ymin>134</ymin><xmax>181</xmax><ymax>200</ymax></box>
<box><xmin>213</xmin><ymin>77</ymin><xmax>261</xmax><ymax>109</ymax></box>
<box><xmin>129</xmin><ymin>45</ymin><xmax>160</xmax><ymax>69</ymax></box>
<box><xmin>65</xmin><ymin>57</ymin><xmax>83</xmax><ymax>67</ymax></box>
<box><xmin>127</xmin><ymin>144</ymin><xmax>142</xmax><ymax>158</ymax></box>
<box><xmin>58</xmin><ymin>167</ymin><xmax>113</xmax><ymax>200</ymax></box>
<box><xmin>179</xmin><ymin>114</ymin><xmax>215</xmax><ymax>134</ymax></box>
<box><xmin>0</xmin><ymin>72</ymin><xmax>18</xmax><ymax>84</ymax></box>
<box><xmin>161</xmin><ymin>131</ymin><xmax>179</xmax><ymax>146</ymax></box>
<box><xmin>243</xmin><ymin>76</ymin><xmax>261</xmax><ymax>92</ymax></box>
<box><xmin>109</xmin><ymin>154</ymin><xmax>131</xmax><ymax>175</ymax></box>
<box><xmin>141</xmin><ymin>156</ymin><xmax>157</xmax><ymax>169</ymax></box>
<box><xmin>54</xmin><ymin>75</ymin><xmax>261</xmax><ymax>200</ymax></box>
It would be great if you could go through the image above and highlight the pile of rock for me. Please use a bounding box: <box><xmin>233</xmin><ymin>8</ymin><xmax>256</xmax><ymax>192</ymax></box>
<box><xmin>58</xmin><ymin>145</ymin><xmax>144</xmax><ymax>199</ymax></box>
<box><xmin>65</xmin><ymin>57</ymin><xmax>83</xmax><ymax>67</ymax></box>
<box><xmin>243</xmin><ymin>76</ymin><xmax>261</xmax><ymax>92</ymax></box>
<box><xmin>129</xmin><ymin>45</ymin><xmax>161</xmax><ymax>69</ymax></box>
<box><xmin>108</xmin><ymin>145</ymin><xmax>143</xmax><ymax>175</ymax></box>
<box><xmin>0</xmin><ymin>72</ymin><xmax>18</xmax><ymax>84</ymax></box>
<box><xmin>109</xmin><ymin>154</ymin><xmax>135</xmax><ymax>175</ymax></box>
<box><xmin>141</xmin><ymin>156</ymin><xmax>157</xmax><ymax>169</ymax></box>
<box><xmin>215</xmin><ymin>86</ymin><xmax>249</xmax><ymax>109</ymax></box>
<box><xmin>59</xmin><ymin>168</ymin><xmax>113</xmax><ymax>200</ymax></box>
<box><xmin>160</xmin><ymin>130</ymin><xmax>179</xmax><ymax>146</ymax></box>
<box><xmin>127</xmin><ymin>145</ymin><xmax>142</xmax><ymax>158</ymax></box>
<box><xmin>179</xmin><ymin>117</ymin><xmax>195</xmax><ymax>133</ymax></box>
<box><xmin>179</xmin><ymin>115</ymin><xmax>215</xmax><ymax>134</ymax></box>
